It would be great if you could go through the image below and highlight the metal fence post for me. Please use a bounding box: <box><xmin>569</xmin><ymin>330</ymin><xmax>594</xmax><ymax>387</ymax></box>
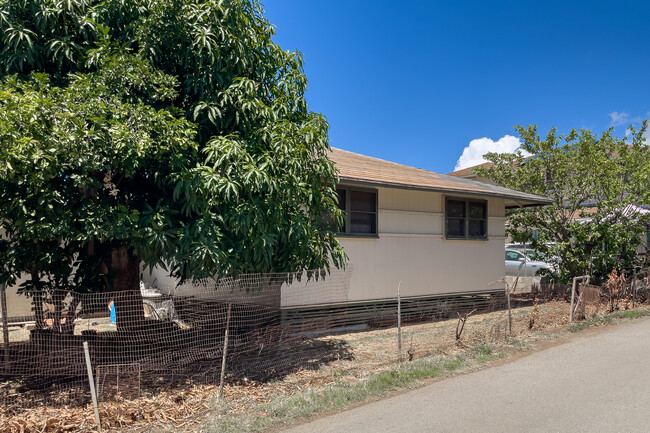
<box><xmin>397</xmin><ymin>281</ymin><xmax>402</xmax><ymax>365</ymax></box>
<box><xmin>83</xmin><ymin>341</ymin><xmax>102</xmax><ymax>432</ymax></box>
<box><xmin>506</xmin><ymin>282</ymin><xmax>512</xmax><ymax>336</ymax></box>
<box><xmin>1</xmin><ymin>283</ymin><xmax>8</xmax><ymax>369</ymax></box>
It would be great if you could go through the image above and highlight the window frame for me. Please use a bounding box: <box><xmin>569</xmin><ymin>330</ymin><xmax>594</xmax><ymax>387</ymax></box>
<box><xmin>336</xmin><ymin>186</ymin><xmax>378</xmax><ymax>237</ymax></box>
<box><xmin>444</xmin><ymin>197</ymin><xmax>488</xmax><ymax>240</ymax></box>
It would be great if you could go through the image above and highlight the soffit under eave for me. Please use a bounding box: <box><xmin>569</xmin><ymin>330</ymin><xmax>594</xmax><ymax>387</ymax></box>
<box><xmin>504</xmin><ymin>198</ymin><xmax>551</xmax><ymax>209</ymax></box>
<box><xmin>337</xmin><ymin>177</ymin><xmax>551</xmax><ymax>207</ymax></box>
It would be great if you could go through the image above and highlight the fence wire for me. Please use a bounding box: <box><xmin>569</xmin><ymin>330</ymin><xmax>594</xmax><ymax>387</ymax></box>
<box><xmin>568</xmin><ymin>269</ymin><xmax>650</xmax><ymax>319</ymax></box>
<box><xmin>5</xmin><ymin>268</ymin><xmax>650</xmax><ymax>432</ymax></box>
<box><xmin>0</xmin><ymin>268</ymin><xmax>509</xmax><ymax>419</ymax></box>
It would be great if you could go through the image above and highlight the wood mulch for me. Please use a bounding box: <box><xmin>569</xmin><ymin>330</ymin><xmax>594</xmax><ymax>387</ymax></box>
<box><xmin>0</xmin><ymin>298</ymin><xmax>637</xmax><ymax>433</ymax></box>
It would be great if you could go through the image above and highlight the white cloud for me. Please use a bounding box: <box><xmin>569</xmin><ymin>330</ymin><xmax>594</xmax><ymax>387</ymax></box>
<box><xmin>610</xmin><ymin>111</ymin><xmax>630</xmax><ymax>126</ymax></box>
<box><xmin>610</xmin><ymin>111</ymin><xmax>645</xmax><ymax>128</ymax></box>
<box><xmin>616</xmin><ymin>111</ymin><xmax>649</xmax><ymax>144</ymax></box>
<box><xmin>454</xmin><ymin>135</ymin><xmax>530</xmax><ymax>171</ymax></box>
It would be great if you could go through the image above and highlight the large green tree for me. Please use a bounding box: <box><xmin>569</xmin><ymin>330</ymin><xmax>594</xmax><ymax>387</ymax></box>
<box><xmin>476</xmin><ymin>124</ymin><xmax>650</xmax><ymax>283</ymax></box>
<box><xmin>0</xmin><ymin>0</ymin><xmax>345</xmax><ymax>330</ymax></box>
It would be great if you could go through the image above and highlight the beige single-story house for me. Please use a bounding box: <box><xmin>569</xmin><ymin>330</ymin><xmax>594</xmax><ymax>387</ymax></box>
<box><xmin>2</xmin><ymin>148</ymin><xmax>550</xmax><ymax>321</ymax></box>
<box><xmin>142</xmin><ymin>148</ymin><xmax>549</xmax><ymax>308</ymax></box>
<box><xmin>306</xmin><ymin>148</ymin><xmax>550</xmax><ymax>306</ymax></box>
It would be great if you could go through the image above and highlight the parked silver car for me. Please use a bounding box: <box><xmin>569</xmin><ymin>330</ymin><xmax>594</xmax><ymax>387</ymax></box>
<box><xmin>505</xmin><ymin>249</ymin><xmax>556</xmax><ymax>277</ymax></box>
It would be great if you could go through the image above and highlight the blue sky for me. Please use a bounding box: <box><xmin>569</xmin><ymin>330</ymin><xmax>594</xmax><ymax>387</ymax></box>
<box><xmin>264</xmin><ymin>1</ymin><xmax>650</xmax><ymax>173</ymax></box>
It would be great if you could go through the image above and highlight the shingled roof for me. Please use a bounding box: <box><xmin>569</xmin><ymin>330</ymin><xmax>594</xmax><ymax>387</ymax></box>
<box><xmin>447</xmin><ymin>162</ymin><xmax>494</xmax><ymax>178</ymax></box>
<box><xmin>329</xmin><ymin>148</ymin><xmax>550</xmax><ymax>208</ymax></box>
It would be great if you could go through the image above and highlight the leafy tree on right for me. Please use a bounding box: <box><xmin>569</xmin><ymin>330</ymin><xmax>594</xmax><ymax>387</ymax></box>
<box><xmin>476</xmin><ymin>123</ymin><xmax>650</xmax><ymax>284</ymax></box>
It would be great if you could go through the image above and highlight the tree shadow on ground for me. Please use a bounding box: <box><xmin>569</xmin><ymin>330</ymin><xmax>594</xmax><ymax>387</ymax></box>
<box><xmin>227</xmin><ymin>336</ymin><xmax>354</xmax><ymax>382</ymax></box>
<box><xmin>0</xmin><ymin>331</ymin><xmax>353</xmax><ymax>410</ymax></box>
<box><xmin>140</xmin><ymin>335</ymin><xmax>354</xmax><ymax>392</ymax></box>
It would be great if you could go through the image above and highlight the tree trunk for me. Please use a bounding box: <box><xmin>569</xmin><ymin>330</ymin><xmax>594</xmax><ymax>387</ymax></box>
<box><xmin>31</xmin><ymin>270</ymin><xmax>45</xmax><ymax>330</ymax></box>
<box><xmin>52</xmin><ymin>290</ymin><xmax>65</xmax><ymax>334</ymax></box>
<box><xmin>60</xmin><ymin>297</ymin><xmax>80</xmax><ymax>334</ymax></box>
<box><xmin>109</xmin><ymin>246</ymin><xmax>144</xmax><ymax>332</ymax></box>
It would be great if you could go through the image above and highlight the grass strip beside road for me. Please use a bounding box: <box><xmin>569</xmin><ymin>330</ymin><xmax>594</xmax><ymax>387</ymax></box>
<box><xmin>567</xmin><ymin>309</ymin><xmax>650</xmax><ymax>332</ymax></box>
<box><xmin>201</xmin><ymin>307</ymin><xmax>650</xmax><ymax>433</ymax></box>
<box><xmin>205</xmin><ymin>344</ymin><xmax>499</xmax><ymax>433</ymax></box>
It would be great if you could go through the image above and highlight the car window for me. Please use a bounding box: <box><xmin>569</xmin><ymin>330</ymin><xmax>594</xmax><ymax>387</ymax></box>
<box><xmin>505</xmin><ymin>251</ymin><xmax>521</xmax><ymax>261</ymax></box>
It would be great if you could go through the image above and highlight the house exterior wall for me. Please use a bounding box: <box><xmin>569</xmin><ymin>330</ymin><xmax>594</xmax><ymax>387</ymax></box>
<box><xmin>141</xmin><ymin>263</ymin><xmax>177</xmax><ymax>291</ymax></box>
<box><xmin>334</xmin><ymin>186</ymin><xmax>506</xmax><ymax>304</ymax></box>
<box><xmin>2</xmin><ymin>186</ymin><xmax>509</xmax><ymax>316</ymax></box>
<box><xmin>1</xmin><ymin>274</ymin><xmax>33</xmax><ymax>320</ymax></box>
<box><xmin>143</xmin><ymin>186</ymin><xmax>508</xmax><ymax>308</ymax></box>
<box><xmin>0</xmin><ymin>227</ymin><xmax>33</xmax><ymax>320</ymax></box>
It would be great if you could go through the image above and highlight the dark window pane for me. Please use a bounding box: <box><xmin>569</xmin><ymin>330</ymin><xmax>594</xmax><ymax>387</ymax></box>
<box><xmin>468</xmin><ymin>220</ymin><xmax>486</xmax><ymax>237</ymax></box>
<box><xmin>350</xmin><ymin>190</ymin><xmax>376</xmax><ymax>212</ymax></box>
<box><xmin>446</xmin><ymin>218</ymin><xmax>465</xmax><ymax>237</ymax></box>
<box><xmin>336</xmin><ymin>189</ymin><xmax>346</xmax><ymax>211</ymax></box>
<box><xmin>350</xmin><ymin>212</ymin><xmax>376</xmax><ymax>234</ymax></box>
<box><xmin>468</xmin><ymin>202</ymin><xmax>486</xmax><ymax>219</ymax></box>
<box><xmin>447</xmin><ymin>199</ymin><xmax>465</xmax><ymax>218</ymax></box>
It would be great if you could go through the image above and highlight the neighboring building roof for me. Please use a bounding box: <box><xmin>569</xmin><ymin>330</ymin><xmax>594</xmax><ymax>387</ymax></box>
<box><xmin>568</xmin><ymin>206</ymin><xmax>598</xmax><ymax>220</ymax></box>
<box><xmin>447</xmin><ymin>162</ymin><xmax>494</xmax><ymax>178</ymax></box>
<box><xmin>448</xmin><ymin>145</ymin><xmax>637</xmax><ymax>179</ymax></box>
<box><xmin>329</xmin><ymin>148</ymin><xmax>551</xmax><ymax>208</ymax></box>
<box><xmin>621</xmin><ymin>204</ymin><xmax>650</xmax><ymax>217</ymax></box>
<box><xmin>574</xmin><ymin>204</ymin><xmax>650</xmax><ymax>224</ymax></box>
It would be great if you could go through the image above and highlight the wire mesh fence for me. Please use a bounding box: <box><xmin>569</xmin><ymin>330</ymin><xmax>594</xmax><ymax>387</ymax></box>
<box><xmin>0</xmin><ymin>268</ymin><xmax>509</xmax><ymax>411</ymax></box>
<box><xmin>567</xmin><ymin>268</ymin><xmax>650</xmax><ymax>320</ymax></box>
<box><xmin>2</xmin><ymin>266</ymin><xmax>650</xmax><ymax>431</ymax></box>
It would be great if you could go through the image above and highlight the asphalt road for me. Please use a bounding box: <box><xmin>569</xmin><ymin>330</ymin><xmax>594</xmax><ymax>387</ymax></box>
<box><xmin>283</xmin><ymin>318</ymin><xmax>650</xmax><ymax>433</ymax></box>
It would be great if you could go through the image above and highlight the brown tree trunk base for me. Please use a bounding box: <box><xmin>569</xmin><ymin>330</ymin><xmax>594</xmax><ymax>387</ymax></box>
<box><xmin>110</xmin><ymin>247</ymin><xmax>145</xmax><ymax>332</ymax></box>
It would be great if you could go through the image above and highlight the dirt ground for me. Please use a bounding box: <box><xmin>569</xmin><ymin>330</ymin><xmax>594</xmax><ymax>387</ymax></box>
<box><xmin>0</xmin><ymin>298</ymin><xmax>641</xmax><ymax>433</ymax></box>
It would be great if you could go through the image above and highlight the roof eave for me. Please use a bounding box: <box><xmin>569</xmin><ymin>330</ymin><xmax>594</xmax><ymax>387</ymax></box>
<box><xmin>338</xmin><ymin>176</ymin><xmax>552</xmax><ymax>207</ymax></box>
<box><xmin>503</xmin><ymin>199</ymin><xmax>552</xmax><ymax>209</ymax></box>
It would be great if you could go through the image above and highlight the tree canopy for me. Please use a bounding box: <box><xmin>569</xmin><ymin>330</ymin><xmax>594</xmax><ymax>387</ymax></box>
<box><xmin>476</xmin><ymin>124</ymin><xmax>650</xmax><ymax>283</ymax></box>
<box><xmin>0</xmin><ymin>0</ymin><xmax>346</xmax><ymax>328</ymax></box>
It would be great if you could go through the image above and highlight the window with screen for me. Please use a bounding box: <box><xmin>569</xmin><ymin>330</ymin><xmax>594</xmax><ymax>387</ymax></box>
<box><xmin>445</xmin><ymin>198</ymin><xmax>487</xmax><ymax>239</ymax></box>
<box><xmin>336</xmin><ymin>187</ymin><xmax>377</xmax><ymax>235</ymax></box>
